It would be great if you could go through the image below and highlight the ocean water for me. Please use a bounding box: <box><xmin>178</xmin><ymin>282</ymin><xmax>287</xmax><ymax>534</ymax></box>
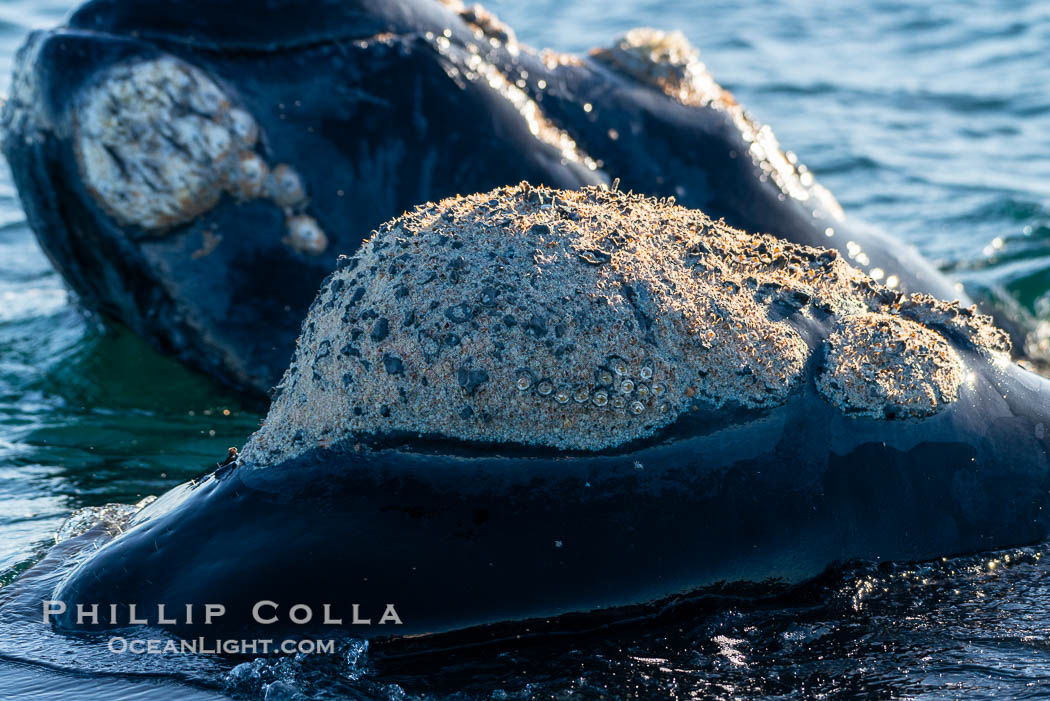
<box><xmin>1</xmin><ymin>0</ymin><xmax>1050</xmax><ymax>698</ymax></box>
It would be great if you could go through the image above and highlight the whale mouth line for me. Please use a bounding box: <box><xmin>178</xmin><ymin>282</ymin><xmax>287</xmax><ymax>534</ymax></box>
<box><xmin>238</xmin><ymin>399</ymin><xmax>786</xmax><ymax>475</ymax></box>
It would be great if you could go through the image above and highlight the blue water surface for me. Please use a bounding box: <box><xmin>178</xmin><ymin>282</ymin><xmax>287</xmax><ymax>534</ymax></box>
<box><xmin>1</xmin><ymin>0</ymin><xmax>1050</xmax><ymax>698</ymax></box>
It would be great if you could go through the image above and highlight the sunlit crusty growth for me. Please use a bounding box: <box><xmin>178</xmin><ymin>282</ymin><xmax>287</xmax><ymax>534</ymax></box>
<box><xmin>73</xmin><ymin>56</ymin><xmax>327</xmax><ymax>253</ymax></box>
<box><xmin>817</xmin><ymin>313</ymin><xmax>964</xmax><ymax>419</ymax></box>
<box><xmin>242</xmin><ymin>184</ymin><xmax>1009</xmax><ymax>464</ymax></box>
<box><xmin>592</xmin><ymin>28</ymin><xmax>845</xmax><ymax>223</ymax></box>
<box><xmin>438</xmin><ymin>0</ymin><xmax>518</xmax><ymax>48</ymax></box>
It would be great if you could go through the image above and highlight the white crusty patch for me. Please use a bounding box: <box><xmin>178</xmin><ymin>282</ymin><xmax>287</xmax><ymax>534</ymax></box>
<box><xmin>73</xmin><ymin>56</ymin><xmax>328</xmax><ymax>254</ymax></box>
<box><xmin>1</xmin><ymin>31</ymin><xmax>48</xmax><ymax>145</ymax></box>
<box><xmin>817</xmin><ymin>313</ymin><xmax>964</xmax><ymax>419</ymax></box>
<box><xmin>591</xmin><ymin>28</ymin><xmax>845</xmax><ymax>222</ymax></box>
<box><xmin>241</xmin><ymin>185</ymin><xmax>1008</xmax><ymax>466</ymax></box>
<box><xmin>242</xmin><ymin>184</ymin><xmax>813</xmax><ymax>463</ymax></box>
<box><xmin>437</xmin><ymin>0</ymin><xmax>518</xmax><ymax>50</ymax></box>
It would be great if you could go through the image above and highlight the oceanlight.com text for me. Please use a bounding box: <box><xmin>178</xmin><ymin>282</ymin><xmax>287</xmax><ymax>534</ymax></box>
<box><xmin>108</xmin><ymin>637</ymin><xmax>338</xmax><ymax>655</ymax></box>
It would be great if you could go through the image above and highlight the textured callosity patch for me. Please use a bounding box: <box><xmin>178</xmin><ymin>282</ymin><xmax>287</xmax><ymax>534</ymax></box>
<box><xmin>817</xmin><ymin>313</ymin><xmax>964</xmax><ymax>419</ymax></box>
<box><xmin>241</xmin><ymin>184</ymin><xmax>1009</xmax><ymax>464</ymax></box>
<box><xmin>592</xmin><ymin>28</ymin><xmax>845</xmax><ymax>223</ymax></box>
<box><xmin>73</xmin><ymin>56</ymin><xmax>327</xmax><ymax>253</ymax></box>
<box><xmin>438</xmin><ymin>0</ymin><xmax>518</xmax><ymax>48</ymax></box>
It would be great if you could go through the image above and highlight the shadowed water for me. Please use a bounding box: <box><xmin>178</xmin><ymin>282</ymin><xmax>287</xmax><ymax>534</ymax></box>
<box><xmin>1</xmin><ymin>0</ymin><xmax>1050</xmax><ymax>698</ymax></box>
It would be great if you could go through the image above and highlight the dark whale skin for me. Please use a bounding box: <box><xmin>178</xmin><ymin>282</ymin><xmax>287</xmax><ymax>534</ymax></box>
<box><xmin>4</xmin><ymin>0</ymin><xmax>1013</xmax><ymax>398</ymax></box>
<box><xmin>48</xmin><ymin>355</ymin><xmax>1050</xmax><ymax>641</ymax></box>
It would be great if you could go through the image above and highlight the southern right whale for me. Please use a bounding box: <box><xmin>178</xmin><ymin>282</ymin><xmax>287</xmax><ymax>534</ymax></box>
<box><xmin>38</xmin><ymin>185</ymin><xmax>1050</xmax><ymax>643</ymax></box>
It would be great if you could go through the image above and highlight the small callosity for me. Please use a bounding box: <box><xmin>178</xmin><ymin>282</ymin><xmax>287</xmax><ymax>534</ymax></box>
<box><xmin>817</xmin><ymin>313</ymin><xmax>964</xmax><ymax>419</ymax></box>
<box><xmin>592</xmin><ymin>28</ymin><xmax>845</xmax><ymax>222</ymax></box>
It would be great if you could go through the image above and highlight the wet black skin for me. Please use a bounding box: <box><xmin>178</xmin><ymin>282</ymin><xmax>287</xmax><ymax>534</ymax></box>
<box><xmin>47</xmin><ymin>323</ymin><xmax>1050</xmax><ymax>641</ymax></box>
<box><xmin>3</xmin><ymin>0</ymin><xmax>1003</xmax><ymax>397</ymax></box>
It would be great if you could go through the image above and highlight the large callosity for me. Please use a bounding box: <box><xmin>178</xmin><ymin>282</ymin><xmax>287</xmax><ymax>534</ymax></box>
<box><xmin>245</xmin><ymin>184</ymin><xmax>1008</xmax><ymax>463</ymax></box>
